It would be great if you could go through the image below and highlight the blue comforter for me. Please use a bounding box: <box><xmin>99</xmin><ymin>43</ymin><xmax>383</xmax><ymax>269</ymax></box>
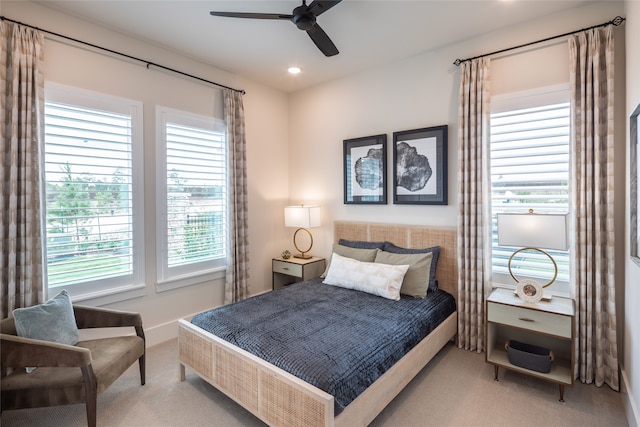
<box><xmin>191</xmin><ymin>278</ymin><xmax>456</xmax><ymax>414</ymax></box>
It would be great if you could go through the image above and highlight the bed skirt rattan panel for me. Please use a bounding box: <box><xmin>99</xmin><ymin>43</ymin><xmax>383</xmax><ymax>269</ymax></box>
<box><xmin>215</xmin><ymin>344</ymin><xmax>260</xmax><ymax>413</ymax></box>
<box><xmin>261</xmin><ymin>369</ymin><xmax>331</xmax><ymax>427</ymax></box>
<box><xmin>179</xmin><ymin>325</ymin><xmax>214</xmax><ymax>382</ymax></box>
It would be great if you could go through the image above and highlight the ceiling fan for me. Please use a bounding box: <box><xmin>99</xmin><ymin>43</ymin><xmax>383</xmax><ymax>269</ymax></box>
<box><xmin>210</xmin><ymin>0</ymin><xmax>342</xmax><ymax>57</ymax></box>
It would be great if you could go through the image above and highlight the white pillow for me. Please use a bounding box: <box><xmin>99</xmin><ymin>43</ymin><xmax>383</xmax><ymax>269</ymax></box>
<box><xmin>323</xmin><ymin>253</ymin><xmax>410</xmax><ymax>300</ymax></box>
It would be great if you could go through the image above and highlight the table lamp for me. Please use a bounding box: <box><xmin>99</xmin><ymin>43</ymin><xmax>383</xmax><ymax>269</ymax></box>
<box><xmin>497</xmin><ymin>210</ymin><xmax>569</xmax><ymax>302</ymax></box>
<box><xmin>284</xmin><ymin>205</ymin><xmax>321</xmax><ymax>259</ymax></box>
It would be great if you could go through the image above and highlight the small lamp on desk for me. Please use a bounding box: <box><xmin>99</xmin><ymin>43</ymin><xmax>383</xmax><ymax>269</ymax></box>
<box><xmin>284</xmin><ymin>205</ymin><xmax>321</xmax><ymax>259</ymax></box>
<box><xmin>497</xmin><ymin>210</ymin><xmax>569</xmax><ymax>302</ymax></box>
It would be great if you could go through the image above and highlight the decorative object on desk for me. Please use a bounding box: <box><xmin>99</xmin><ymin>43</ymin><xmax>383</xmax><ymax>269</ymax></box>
<box><xmin>392</xmin><ymin>125</ymin><xmax>448</xmax><ymax>205</ymax></box>
<box><xmin>281</xmin><ymin>249</ymin><xmax>291</xmax><ymax>260</ymax></box>
<box><xmin>516</xmin><ymin>278</ymin><xmax>543</xmax><ymax>303</ymax></box>
<box><xmin>284</xmin><ymin>205</ymin><xmax>321</xmax><ymax>259</ymax></box>
<box><xmin>497</xmin><ymin>210</ymin><xmax>569</xmax><ymax>302</ymax></box>
<box><xmin>343</xmin><ymin>134</ymin><xmax>387</xmax><ymax>204</ymax></box>
<box><xmin>505</xmin><ymin>339</ymin><xmax>554</xmax><ymax>373</ymax></box>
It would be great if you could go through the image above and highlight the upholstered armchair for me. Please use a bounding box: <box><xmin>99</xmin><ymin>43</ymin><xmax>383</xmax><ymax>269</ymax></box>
<box><xmin>1</xmin><ymin>305</ymin><xmax>146</xmax><ymax>427</ymax></box>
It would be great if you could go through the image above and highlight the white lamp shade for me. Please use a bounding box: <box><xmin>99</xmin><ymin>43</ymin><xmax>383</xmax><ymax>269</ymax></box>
<box><xmin>284</xmin><ymin>206</ymin><xmax>321</xmax><ymax>228</ymax></box>
<box><xmin>497</xmin><ymin>213</ymin><xmax>569</xmax><ymax>251</ymax></box>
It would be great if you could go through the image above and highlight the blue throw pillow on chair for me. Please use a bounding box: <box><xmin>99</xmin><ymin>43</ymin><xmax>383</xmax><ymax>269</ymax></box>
<box><xmin>13</xmin><ymin>290</ymin><xmax>79</xmax><ymax>346</ymax></box>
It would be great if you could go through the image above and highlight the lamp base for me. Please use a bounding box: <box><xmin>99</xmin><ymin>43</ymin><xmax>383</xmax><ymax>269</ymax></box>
<box><xmin>292</xmin><ymin>228</ymin><xmax>314</xmax><ymax>260</ymax></box>
<box><xmin>512</xmin><ymin>289</ymin><xmax>553</xmax><ymax>302</ymax></box>
<box><xmin>508</xmin><ymin>246</ymin><xmax>558</xmax><ymax>303</ymax></box>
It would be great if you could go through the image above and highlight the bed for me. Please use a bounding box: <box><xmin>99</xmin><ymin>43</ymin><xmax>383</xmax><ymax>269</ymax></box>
<box><xmin>178</xmin><ymin>221</ymin><xmax>458</xmax><ymax>427</ymax></box>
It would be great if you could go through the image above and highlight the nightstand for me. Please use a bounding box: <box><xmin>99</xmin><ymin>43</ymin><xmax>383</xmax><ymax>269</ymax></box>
<box><xmin>486</xmin><ymin>287</ymin><xmax>575</xmax><ymax>401</ymax></box>
<box><xmin>272</xmin><ymin>256</ymin><xmax>326</xmax><ymax>290</ymax></box>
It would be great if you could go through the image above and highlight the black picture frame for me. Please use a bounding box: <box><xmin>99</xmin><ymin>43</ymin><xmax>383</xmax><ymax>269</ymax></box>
<box><xmin>343</xmin><ymin>134</ymin><xmax>387</xmax><ymax>204</ymax></box>
<box><xmin>393</xmin><ymin>125</ymin><xmax>448</xmax><ymax>205</ymax></box>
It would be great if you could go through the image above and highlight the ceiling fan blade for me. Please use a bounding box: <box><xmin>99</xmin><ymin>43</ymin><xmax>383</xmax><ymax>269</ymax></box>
<box><xmin>307</xmin><ymin>0</ymin><xmax>342</xmax><ymax>17</ymax></box>
<box><xmin>306</xmin><ymin>23</ymin><xmax>339</xmax><ymax>57</ymax></box>
<box><xmin>209</xmin><ymin>11</ymin><xmax>293</xmax><ymax>20</ymax></box>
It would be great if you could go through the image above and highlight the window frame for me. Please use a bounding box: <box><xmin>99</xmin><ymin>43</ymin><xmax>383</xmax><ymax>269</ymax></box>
<box><xmin>155</xmin><ymin>106</ymin><xmax>227</xmax><ymax>292</ymax></box>
<box><xmin>42</xmin><ymin>82</ymin><xmax>146</xmax><ymax>303</ymax></box>
<box><xmin>489</xmin><ymin>84</ymin><xmax>572</xmax><ymax>297</ymax></box>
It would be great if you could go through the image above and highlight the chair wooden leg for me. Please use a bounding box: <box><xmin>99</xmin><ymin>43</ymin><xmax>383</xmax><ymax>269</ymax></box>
<box><xmin>139</xmin><ymin>354</ymin><xmax>146</xmax><ymax>386</ymax></box>
<box><xmin>81</xmin><ymin>365</ymin><xmax>98</xmax><ymax>427</ymax></box>
<box><xmin>135</xmin><ymin>326</ymin><xmax>146</xmax><ymax>385</ymax></box>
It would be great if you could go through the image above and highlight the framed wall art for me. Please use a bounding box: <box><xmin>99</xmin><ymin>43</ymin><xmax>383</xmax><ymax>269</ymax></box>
<box><xmin>343</xmin><ymin>134</ymin><xmax>387</xmax><ymax>204</ymax></box>
<box><xmin>392</xmin><ymin>125</ymin><xmax>448</xmax><ymax>205</ymax></box>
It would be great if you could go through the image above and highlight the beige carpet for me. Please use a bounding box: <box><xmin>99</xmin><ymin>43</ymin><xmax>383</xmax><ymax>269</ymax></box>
<box><xmin>1</xmin><ymin>339</ymin><xmax>628</xmax><ymax>427</ymax></box>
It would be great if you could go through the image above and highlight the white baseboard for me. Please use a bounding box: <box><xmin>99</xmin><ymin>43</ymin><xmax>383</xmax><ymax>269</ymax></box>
<box><xmin>144</xmin><ymin>319</ymin><xmax>179</xmax><ymax>347</ymax></box>
<box><xmin>622</xmin><ymin>367</ymin><xmax>639</xmax><ymax>427</ymax></box>
<box><xmin>143</xmin><ymin>311</ymin><xmax>203</xmax><ymax>347</ymax></box>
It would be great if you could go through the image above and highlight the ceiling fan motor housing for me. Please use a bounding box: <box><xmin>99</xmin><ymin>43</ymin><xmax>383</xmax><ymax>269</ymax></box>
<box><xmin>293</xmin><ymin>9</ymin><xmax>316</xmax><ymax>31</ymax></box>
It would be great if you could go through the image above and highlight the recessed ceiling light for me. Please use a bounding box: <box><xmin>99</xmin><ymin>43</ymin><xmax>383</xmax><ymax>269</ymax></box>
<box><xmin>288</xmin><ymin>67</ymin><xmax>301</xmax><ymax>75</ymax></box>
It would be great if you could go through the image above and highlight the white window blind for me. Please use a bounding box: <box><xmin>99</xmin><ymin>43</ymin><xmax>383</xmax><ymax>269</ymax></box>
<box><xmin>44</xmin><ymin>94</ymin><xmax>142</xmax><ymax>296</ymax></box>
<box><xmin>490</xmin><ymin>99</ymin><xmax>571</xmax><ymax>289</ymax></box>
<box><xmin>157</xmin><ymin>108</ymin><xmax>227</xmax><ymax>285</ymax></box>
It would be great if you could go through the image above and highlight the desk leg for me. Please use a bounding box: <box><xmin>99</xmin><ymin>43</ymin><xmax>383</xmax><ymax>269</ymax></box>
<box><xmin>559</xmin><ymin>384</ymin><xmax>565</xmax><ymax>402</ymax></box>
<box><xmin>494</xmin><ymin>365</ymin><xmax>499</xmax><ymax>381</ymax></box>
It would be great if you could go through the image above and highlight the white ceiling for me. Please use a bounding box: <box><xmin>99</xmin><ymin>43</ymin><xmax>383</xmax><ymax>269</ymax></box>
<box><xmin>34</xmin><ymin>1</ymin><xmax>597</xmax><ymax>93</ymax></box>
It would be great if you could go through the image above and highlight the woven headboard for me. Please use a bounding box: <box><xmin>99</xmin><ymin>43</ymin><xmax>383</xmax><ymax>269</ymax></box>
<box><xmin>334</xmin><ymin>221</ymin><xmax>458</xmax><ymax>301</ymax></box>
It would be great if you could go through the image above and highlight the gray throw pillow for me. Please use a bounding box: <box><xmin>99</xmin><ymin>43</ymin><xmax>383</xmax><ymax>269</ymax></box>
<box><xmin>375</xmin><ymin>251</ymin><xmax>433</xmax><ymax>298</ymax></box>
<box><xmin>13</xmin><ymin>289</ymin><xmax>79</xmax><ymax>346</ymax></box>
<box><xmin>383</xmin><ymin>242</ymin><xmax>441</xmax><ymax>291</ymax></box>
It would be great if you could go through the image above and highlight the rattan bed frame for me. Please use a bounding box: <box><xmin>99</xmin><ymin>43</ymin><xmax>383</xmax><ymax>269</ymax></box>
<box><xmin>178</xmin><ymin>221</ymin><xmax>458</xmax><ymax>427</ymax></box>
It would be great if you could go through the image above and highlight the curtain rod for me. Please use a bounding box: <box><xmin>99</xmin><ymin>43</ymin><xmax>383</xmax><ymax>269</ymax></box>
<box><xmin>1</xmin><ymin>16</ymin><xmax>246</xmax><ymax>94</ymax></box>
<box><xmin>453</xmin><ymin>15</ymin><xmax>625</xmax><ymax>66</ymax></box>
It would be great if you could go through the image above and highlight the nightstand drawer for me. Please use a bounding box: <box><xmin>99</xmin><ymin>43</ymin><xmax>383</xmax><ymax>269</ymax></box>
<box><xmin>488</xmin><ymin>301</ymin><xmax>572</xmax><ymax>338</ymax></box>
<box><xmin>272</xmin><ymin>260</ymin><xmax>303</xmax><ymax>277</ymax></box>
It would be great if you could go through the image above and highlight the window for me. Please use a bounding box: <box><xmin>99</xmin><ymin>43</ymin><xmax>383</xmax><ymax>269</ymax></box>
<box><xmin>490</xmin><ymin>86</ymin><xmax>571</xmax><ymax>295</ymax></box>
<box><xmin>156</xmin><ymin>107</ymin><xmax>227</xmax><ymax>289</ymax></box>
<box><xmin>43</xmin><ymin>84</ymin><xmax>144</xmax><ymax>300</ymax></box>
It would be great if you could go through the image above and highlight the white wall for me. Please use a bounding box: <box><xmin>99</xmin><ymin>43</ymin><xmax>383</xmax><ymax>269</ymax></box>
<box><xmin>4</xmin><ymin>1</ymin><xmax>290</xmax><ymax>345</ymax></box>
<box><xmin>625</xmin><ymin>1</ymin><xmax>640</xmax><ymax>425</ymax></box>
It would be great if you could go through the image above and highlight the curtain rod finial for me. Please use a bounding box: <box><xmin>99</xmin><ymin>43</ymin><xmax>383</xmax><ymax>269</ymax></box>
<box><xmin>453</xmin><ymin>59</ymin><xmax>462</xmax><ymax>66</ymax></box>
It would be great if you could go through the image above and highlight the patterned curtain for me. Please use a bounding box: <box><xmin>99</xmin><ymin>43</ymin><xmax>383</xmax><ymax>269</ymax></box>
<box><xmin>0</xmin><ymin>22</ymin><xmax>46</xmax><ymax>319</ymax></box>
<box><xmin>456</xmin><ymin>58</ymin><xmax>492</xmax><ymax>352</ymax></box>
<box><xmin>223</xmin><ymin>89</ymin><xmax>250</xmax><ymax>303</ymax></box>
<box><xmin>569</xmin><ymin>25</ymin><xmax>619</xmax><ymax>391</ymax></box>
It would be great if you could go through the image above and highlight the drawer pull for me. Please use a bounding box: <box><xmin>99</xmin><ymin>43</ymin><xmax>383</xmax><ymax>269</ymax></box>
<box><xmin>518</xmin><ymin>317</ymin><xmax>535</xmax><ymax>322</ymax></box>
<box><xmin>283</xmin><ymin>267</ymin><xmax>289</xmax><ymax>270</ymax></box>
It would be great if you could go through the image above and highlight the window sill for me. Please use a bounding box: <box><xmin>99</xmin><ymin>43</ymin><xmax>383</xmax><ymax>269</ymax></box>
<box><xmin>67</xmin><ymin>283</ymin><xmax>147</xmax><ymax>306</ymax></box>
<box><xmin>156</xmin><ymin>267</ymin><xmax>226</xmax><ymax>293</ymax></box>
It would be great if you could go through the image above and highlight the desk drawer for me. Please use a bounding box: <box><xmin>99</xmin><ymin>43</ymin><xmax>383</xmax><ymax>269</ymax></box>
<box><xmin>488</xmin><ymin>301</ymin><xmax>571</xmax><ymax>338</ymax></box>
<box><xmin>272</xmin><ymin>260</ymin><xmax>302</xmax><ymax>277</ymax></box>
